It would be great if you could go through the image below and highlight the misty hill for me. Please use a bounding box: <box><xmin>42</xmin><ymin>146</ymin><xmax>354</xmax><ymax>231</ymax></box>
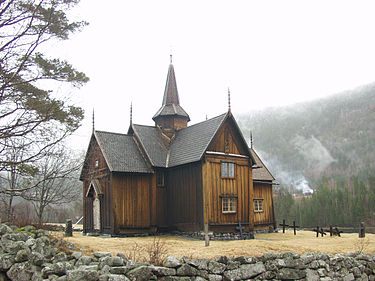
<box><xmin>237</xmin><ymin>82</ymin><xmax>375</xmax><ymax>191</ymax></box>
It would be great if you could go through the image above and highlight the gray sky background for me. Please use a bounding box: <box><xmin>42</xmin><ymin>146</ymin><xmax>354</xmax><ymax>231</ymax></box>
<box><xmin>52</xmin><ymin>0</ymin><xmax>375</xmax><ymax>150</ymax></box>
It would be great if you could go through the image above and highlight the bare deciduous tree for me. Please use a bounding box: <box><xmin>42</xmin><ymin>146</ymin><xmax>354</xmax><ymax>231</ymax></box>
<box><xmin>21</xmin><ymin>145</ymin><xmax>82</xmax><ymax>224</ymax></box>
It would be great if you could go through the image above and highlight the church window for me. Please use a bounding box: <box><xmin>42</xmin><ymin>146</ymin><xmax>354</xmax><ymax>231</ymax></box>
<box><xmin>95</xmin><ymin>160</ymin><xmax>99</xmax><ymax>167</ymax></box>
<box><xmin>222</xmin><ymin>197</ymin><xmax>236</xmax><ymax>213</ymax></box>
<box><xmin>221</xmin><ymin>162</ymin><xmax>235</xmax><ymax>178</ymax></box>
<box><xmin>254</xmin><ymin>199</ymin><xmax>263</xmax><ymax>212</ymax></box>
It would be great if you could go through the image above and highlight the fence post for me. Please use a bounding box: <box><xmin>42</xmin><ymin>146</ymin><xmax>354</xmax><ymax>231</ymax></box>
<box><xmin>64</xmin><ymin>219</ymin><xmax>73</xmax><ymax>237</ymax></box>
<box><xmin>359</xmin><ymin>222</ymin><xmax>365</xmax><ymax>238</ymax></box>
<box><xmin>204</xmin><ymin>223</ymin><xmax>210</xmax><ymax>247</ymax></box>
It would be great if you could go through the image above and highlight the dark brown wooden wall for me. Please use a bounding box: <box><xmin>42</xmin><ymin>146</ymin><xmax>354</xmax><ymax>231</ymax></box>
<box><xmin>82</xmin><ymin>136</ymin><xmax>112</xmax><ymax>234</ymax></box>
<box><xmin>166</xmin><ymin>162</ymin><xmax>203</xmax><ymax>231</ymax></box>
<box><xmin>253</xmin><ymin>182</ymin><xmax>275</xmax><ymax>227</ymax></box>
<box><xmin>207</xmin><ymin>119</ymin><xmax>248</xmax><ymax>155</ymax></box>
<box><xmin>155</xmin><ymin>116</ymin><xmax>188</xmax><ymax>131</ymax></box>
<box><xmin>111</xmin><ymin>173</ymin><xmax>152</xmax><ymax>233</ymax></box>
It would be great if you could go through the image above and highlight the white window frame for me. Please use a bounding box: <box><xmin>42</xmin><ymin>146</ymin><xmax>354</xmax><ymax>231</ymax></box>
<box><xmin>222</xmin><ymin>197</ymin><xmax>236</xmax><ymax>213</ymax></box>
<box><xmin>254</xmin><ymin>199</ymin><xmax>264</xmax><ymax>212</ymax></box>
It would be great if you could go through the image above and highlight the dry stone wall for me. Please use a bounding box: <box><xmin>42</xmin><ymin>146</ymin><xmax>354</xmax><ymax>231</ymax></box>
<box><xmin>1</xmin><ymin>223</ymin><xmax>375</xmax><ymax>280</ymax></box>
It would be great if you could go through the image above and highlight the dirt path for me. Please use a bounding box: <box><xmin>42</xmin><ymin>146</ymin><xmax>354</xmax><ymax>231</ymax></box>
<box><xmin>53</xmin><ymin>230</ymin><xmax>375</xmax><ymax>260</ymax></box>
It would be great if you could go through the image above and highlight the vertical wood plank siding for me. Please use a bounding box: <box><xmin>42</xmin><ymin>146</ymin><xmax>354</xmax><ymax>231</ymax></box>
<box><xmin>82</xmin><ymin>137</ymin><xmax>111</xmax><ymax>233</ymax></box>
<box><xmin>112</xmin><ymin>173</ymin><xmax>151</xmax><ymax>231</ymax></box>
<box><xmin>203</xmin><ymin>155</ymin><xmax>250</xmax><ymax>227</ymax></box>
<box><xmin>253</xmin><ymin>183</ymin><xmax>274</xmax><ymax>226</ymax></box>
<box><xmin>166</xmin><ymin>162</ymin><xmax>203</xmax><ymax>231</ymax></box>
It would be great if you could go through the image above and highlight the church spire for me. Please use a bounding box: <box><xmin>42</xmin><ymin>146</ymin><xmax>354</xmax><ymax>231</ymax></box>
<box><xmin>228</xmin><ymin>87</ymin><xmax>231</xmax><ymax>113</ymax></box>
<box><xmin>130</xmin><ymin>102</ymin><xmax>133</xmax><ymax>126</ymax></box>
<box><xmin>162</xmin><ymin>63</ymin><xmax>180</xmax><ymax>106</ymax></box>
<box><xmin>92</xmin><ymin>108</ymin><xmax>95</xmax><ymax>132</ymax></box>
<box><xmin>152</xmin><ymin>59</ymin><xmax>190</xmax><ymax>131</ymax></box>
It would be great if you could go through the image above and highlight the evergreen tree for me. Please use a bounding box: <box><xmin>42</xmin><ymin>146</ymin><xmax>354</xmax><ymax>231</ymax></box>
<box><xmin>0</xmin><ymin>0</ymin><xmax>89</xmax><ymax>193</ymax></box>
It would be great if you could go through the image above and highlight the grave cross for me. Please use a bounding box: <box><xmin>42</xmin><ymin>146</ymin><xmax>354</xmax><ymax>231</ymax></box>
<box><xmin>236</xmin><ymin>222</ymin><xmax>245</xmax><ymax>240</ymax></box>
<box><xmin>279</xmin><ymin>219</ymin><xmax>289</xmax><ymax>233</ymax></box>
<box><xmin>313</xmin><ymin>226</ymin><xmax>326</xmax><ymax>237</ymax></box>
<box><xmin>333</xmin><ymin>227</ymin><xmax>343</xmax><ymax>237</ymax></box>
<box><xmin>292</xmin><ymin>221</ymin><xmax>300</xmax><ymax>235</ymax></box>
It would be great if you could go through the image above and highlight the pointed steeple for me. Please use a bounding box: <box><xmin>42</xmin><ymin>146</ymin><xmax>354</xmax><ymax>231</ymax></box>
<box><xmin>153</xmin><ymin>61</ymin><xmax>190</xmax><ymax>131</ymax></box>
<box><xmin>162</xmin><ymin>63</ymin><xmax>180</xmax><ymax>106</ymax></box>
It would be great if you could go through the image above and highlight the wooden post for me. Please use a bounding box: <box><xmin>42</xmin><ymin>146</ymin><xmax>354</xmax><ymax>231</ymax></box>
<box><xmin>359</xmin><ymin>222</ymin><xmax>365</xmax><ymax>238</ymax></box>
<box><xmin>64</xmin><ymin>219</ymin><xmax>73</xmax><ymax>237</ymax></box>
<box><xmin>279</xmin><ymin>219</ymin><xmax>289</xmax><ymax>233</ymax></box>
<box><xmin>204</xmin><ymin>223</ymin><xmax>210</xmax><ymax>247</ymax></box>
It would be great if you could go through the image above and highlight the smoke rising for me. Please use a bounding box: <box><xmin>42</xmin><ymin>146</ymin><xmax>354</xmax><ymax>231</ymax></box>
<box><xmin>292</xmin><ymin>135</ymin><xmax>336</xmax><ymax>171</ymax></box>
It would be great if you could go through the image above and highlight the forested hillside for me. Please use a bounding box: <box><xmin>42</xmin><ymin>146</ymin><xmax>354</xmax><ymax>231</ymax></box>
<box><xmin>237</xmin><ymin>82</ymin><xmax>375</xmax><ymax>226</ymax></box>
<box><xmin>238</xmin><ymin>82</ymin><xmax>375</xmax><ymax>190</ymax></box>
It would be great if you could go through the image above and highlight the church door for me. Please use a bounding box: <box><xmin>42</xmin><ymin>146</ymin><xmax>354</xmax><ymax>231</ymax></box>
<box><xmin>93</xmin><ymin>196</ymin><xmax>101</xmax><ymax>231</ymax></box>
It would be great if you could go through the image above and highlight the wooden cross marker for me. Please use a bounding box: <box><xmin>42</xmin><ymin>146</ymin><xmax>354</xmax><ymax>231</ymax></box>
<box><xmin>279</xmin><ymin>219</ymin><xmax>289</xmax><ymax>233</ymax></box>
<box><xmin>292</xmin><ymin>221</ymin><xmax>299</xmax><ymax>235</ymax></box>
<box><xmin>325</xmin><ymin>226</ymin><xmax>342</xmax><ymax>237</ymax></box>
<box><xmin>236</xmin><ymin>222</ymin><xmax>245</xmax><ymax>240</ymax></box>
<box><xmin>333</xmin><ymin>227</ymin><xmax>343</xmax><ymax>237</ymax></box>
<box><xmin>313</xmin><ymin>226</ymin><xmax>326</xmax><ymax>237</ymax></box>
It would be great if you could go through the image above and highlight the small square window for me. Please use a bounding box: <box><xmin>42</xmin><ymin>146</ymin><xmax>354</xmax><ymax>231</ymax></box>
<box><xmin>221</xmin><ymin>162</ymin><xmax>235</xmax><ymax>178</ymax></box>
<box><xmin>254</xmin><ymin>199</ymin><xmax>263</xmax><ymax>212</ymax></box>
<box><xmin>95</xmin><ymin>160</ymin><xmax>99</xmax><ymax>167</ymax></box>
<box><xmin>222</xmin><ymin>197</ymin><xmax>236</xmax><ymax>213</ymax></box>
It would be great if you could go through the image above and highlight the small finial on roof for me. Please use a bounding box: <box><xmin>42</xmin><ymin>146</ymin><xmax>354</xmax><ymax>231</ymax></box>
<box><xmin>206</xmin><ymin>114</ymin><xmax>208</xmax><ymax>121</ymax></box>
<box><xmin>92</xmin><ymin>108</ymin><xmax>95</xmax><ymax>132</ymax></box>
<box><xmin>130</xmin><ymin>102</ymin><xmax>133</xmax><ymax>126</ymax></box>
<box><xmin>170</xmin><ymin>54</ymin><xmax>173</xmax><ymax>64</ymax></box>
<box><xmin>228</xmin><ymin>87</ymin><xmax>231</xmax><ymax>113</ymax></box>
<box><xmin>250</xmin><ymin>131</ymin><xmax>253</xmax><ymax>149</ymax></box>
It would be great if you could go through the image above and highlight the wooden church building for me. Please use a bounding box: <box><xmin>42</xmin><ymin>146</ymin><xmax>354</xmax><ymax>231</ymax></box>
<box><xmin>80</xmin><ymin>62</ymin><xmax>276</xmax><ymax>235</ymax></box>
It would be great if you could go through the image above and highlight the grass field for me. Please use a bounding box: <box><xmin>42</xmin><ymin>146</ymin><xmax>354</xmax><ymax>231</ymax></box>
<box><xmin>53</xmin><ymin>230</ymin><xmax>375</xmax><ymax>261</ymax></box>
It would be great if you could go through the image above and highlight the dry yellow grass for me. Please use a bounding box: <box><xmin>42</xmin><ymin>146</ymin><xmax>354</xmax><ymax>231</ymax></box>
<box><xmin>53</xmin><ymin>230</ymin><xmax>375</xmax><ymax>260</ymax></box>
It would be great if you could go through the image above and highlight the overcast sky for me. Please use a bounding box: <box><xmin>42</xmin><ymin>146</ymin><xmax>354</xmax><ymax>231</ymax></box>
<box><xmin>55</xmin><ymin>0</ymin><xmax>375</xmax><ymax>150</ymax></box>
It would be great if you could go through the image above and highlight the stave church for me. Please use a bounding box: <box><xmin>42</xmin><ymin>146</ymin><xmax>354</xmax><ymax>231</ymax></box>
<box><xmin>80</xmin><ymin>60</ymin><xmax>276</xmax><ymax>235</ymax></box>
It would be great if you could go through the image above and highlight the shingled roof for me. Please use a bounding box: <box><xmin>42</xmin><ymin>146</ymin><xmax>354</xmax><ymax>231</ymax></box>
<box><xmin>94</xmin><ymin>131</ymin><xmax>152</xmax><ymax>173</ymax></box>
<box><xmin>131</xmin><ymin>113</ymin><xmax>227</xmax><ymax>168</ymax></box>
<box><xmin>152</xmin><ymin>63</ymin><xmax>190</xmax><ymax>121</ymax></box>
<box><xmin>250</xmin><ymin>148</ymin><xmax>275</xmax><ymax>181</ymax></box>
<box><xmin>131</xmin><ymin>125</ymin><xmax>168</xmax><ymax>167</ymax></box>
<box><xmin>168</xmin><ymin>113</ymin><xmax>227</xmax><ymax>167</ymax></box>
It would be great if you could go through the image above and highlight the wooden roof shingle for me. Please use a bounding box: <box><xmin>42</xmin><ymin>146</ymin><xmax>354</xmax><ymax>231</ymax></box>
<box><xmin>250</xmin><ymin>148</ymin><xmax>275</xmax><ymax>181</ymax></box>
<box><xmin>94</xmin><ymin>131</ymin><xmax>152</xmax><ymax>173</ymax></box>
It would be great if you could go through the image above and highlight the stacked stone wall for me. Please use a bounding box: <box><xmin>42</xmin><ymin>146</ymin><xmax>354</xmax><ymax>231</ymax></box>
<box><xmin>1</xmin><ymin>223</ymin><xmax>375</xmax><ymax>280</ymax></box>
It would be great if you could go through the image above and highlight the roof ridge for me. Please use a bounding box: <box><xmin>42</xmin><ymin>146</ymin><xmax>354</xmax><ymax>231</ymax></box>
<box><xmin>132</xmin><ymin>124</ymin><xmax>156</xmax><ymax>128</ymax></box>
<box><xmin>95</xmin><ymin>130</ymin><xmax>130</xmax><ymax>136</ymax></box>
<box><xmin>180</xmin><ymin>112</ymin><xmax>226</xmax><ymax>130</ymax></box>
